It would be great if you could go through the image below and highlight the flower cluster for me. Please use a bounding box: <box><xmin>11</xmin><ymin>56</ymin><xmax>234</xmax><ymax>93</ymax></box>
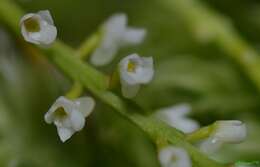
<box><xmin>19</xmin><ymin>9</ymin><xmax>250</xmax><ymax>167</ymax></box>
<box><xmin>20</xmin><ymin>11</ymin><xmax>153</xmax><ymax>141</ymax></box>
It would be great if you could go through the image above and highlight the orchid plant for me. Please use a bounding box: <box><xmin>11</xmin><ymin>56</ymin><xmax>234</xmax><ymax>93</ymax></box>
<box><xmin>0</xmin><ymin>0</ymin><xmax>259</xmax><ymax>166</ymax></box>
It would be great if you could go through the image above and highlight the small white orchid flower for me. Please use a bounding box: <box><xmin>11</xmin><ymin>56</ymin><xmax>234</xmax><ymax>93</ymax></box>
<box><xmin>44</xmin><ymin>96</ymin><xmax>95</xmax><ymax>142</ymax></box>
<box><xmin>90</xmin><ymin>13</ymin><xmax>146</xmax><ymax>66</ymax></box>
<box><xmin>155</xmin><ymin>103</ymin><xmax>200</xmax><ymax>133</ymax></box>
<box><xmin>159</xmin><ymin>146</ymin><xmax>191</xmax><ymax>167</ymax></box>
<box><xmin>119</xmin><ymin>53</ymin><xmax>154</xmax><ymax>98</ymax></box>
<box><xmin>20</xmin><ymin>10</ymin><xmax>57</xmax><ymax>46</ymax></box>
<box><xmin>200</xmin><ymin>120</ymin><xmax>247</xmax><ymax>154</ymax></box>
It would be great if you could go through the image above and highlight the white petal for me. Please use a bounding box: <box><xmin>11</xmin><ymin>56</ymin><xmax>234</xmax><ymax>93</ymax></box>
<box><xmin>70</xmin><ymin>109</ymin><xmax>85</xmax><ymax>131</ymax></box>
<box><xmin>214</xmin><ymin>120</ymin><xmax>247</xmax><ymax>143</ymax></box>
<box><xmin>104</xmin><ymin>13</ymin><xmax>127</xmax><ymax>40</ymax></box>
<box><xmin>135</xmin><ymin>56</ymin><xmax>154</xmax><ymax>84</ymax></box>
<box><xmin>121</xmin><ymin>81</ymin><xmax>140</xmax><ymax>98</ymax></box>
<box><xmin>199</xmin><ymin>137</ymin><xmax>222</xmax><ymax>154</ymax></box>
<box><xmin>57</xmin><ymin>127</ymin><xmax>74</xmax><ymax>142</ymax></box>
<box><xmin>122</xmin><ymin>27</ymin><xmax>146</xmax><ymax>45</ymax></box>
<box><xmin>90</xmin><ymin>13</ymin><xmax>127</xmax><ymax>66</ymax></box>
<box><xmin>155</xmin><ymin>104</ymin><xmax>199</xmax><ymax>133</ymax></box>
<box><xmin>37</xmin><ymin>21</ymin><xmax>57</xmax><ymax>45</ymax></box>
<box><xmin>74</xmin><ymin>97</ymin><xmax>95</xmax><ymax>117</ymax></box>
<box><xmin>159</xmin><ymin>147</ymin><xmax>191</xmax><ymax>167</ymax></box>
<box><xmin>44</xmin><ymin>96</ymin><xmax>74</xmax><ymax>124</ymax></box>
<box><xmin>37</xmin><ymin>10</ymin><xmax>54</xmax><ymax>25</ymax></box>
<box><xmin>171</xmin><ymin>118</ymin><xmax>200</xmax><ymax>133</ymax></box>
<box><xmin>90</xmin><ymin>43</ymin><xmax>118</xmax><ymax>66</ymax></box>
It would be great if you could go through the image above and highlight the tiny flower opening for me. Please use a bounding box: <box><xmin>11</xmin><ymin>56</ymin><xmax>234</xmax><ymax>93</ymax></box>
<box><xmin>20</xmin><ymin>10</ymin><xmax>57</xmax><ymax>46</ymax></box>
<box><xmin>53</xmin><ymin>107</ymin><xmax>68</xmax><ymax>120</ymax></box>
<box><xmin>119</xmin><ymin>53</ymin><xmax>154</xmax><ymax>98</ymax></box>
<box><xmin>127</xmin><ymin>59</ymin><xmax>138</xmax><ymax>73</ymax></box>
<box><xmin>24</xmin><ymin>17</ymin><xmax>40</xmax><ymax>32</ymax></box>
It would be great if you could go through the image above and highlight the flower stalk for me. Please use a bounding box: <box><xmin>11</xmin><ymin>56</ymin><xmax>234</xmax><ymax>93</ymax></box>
<box><xmin>0</xmin><ymin>0</ymin><xmax>229</xmax><ymax>166</ymax></box>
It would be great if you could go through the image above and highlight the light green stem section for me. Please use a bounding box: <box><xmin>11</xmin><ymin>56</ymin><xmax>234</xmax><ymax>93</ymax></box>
<box><xmin>77</xmin><ymin>31</ymin><xmax>101</xmax><ymax>59</ymax></box>
<box><xmin>66</xmin><ymin>31</ymin><xmax>101</xmax><ymax>98</ymax></box>
<box><xmin>161</xmin><ymin>0</ymin><xmax>260</xmax><ymax>92</ymax></box>
<box><xmin>186</xmin><ymin>124</ymin><xmax>215</xmax><ymax>143</ymax></box>
<box><xmin>0</xmin><ymin>0</ymin><xmax>226</xmax><ymax>166</ymax></box>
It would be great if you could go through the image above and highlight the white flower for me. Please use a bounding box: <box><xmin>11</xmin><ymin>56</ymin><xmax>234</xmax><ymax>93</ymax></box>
<box><xmin>20</xmin><ymin>10</ymin><xmax>57</xmax><ymax>46</ymax></box>
<box><xmin>159</xmin><ymin>146</ymin><xmax>191</xmax><ymax>167</ymax></box>
<box><xmin>200</xmin><ymin>120</ymin><xmax>247</xmax><ymax>154</ymax></box>
<box><xmin>44</xmin><ymin>96</ymin><xmax>95</xmax><ymax>142</ymax></box>
<box><xmin>119</xmin><ymin>53</ymin><xmax>154</xmax><ymax>98</ymax></box>
<box><xmin>90</xmin><ymin>13</ymin><xmax>146</xmax><ymax>66</ymax></box>
<box><xmin>155</xmin><ymin>103</ymin><xmax>200</xmax><ymax>133</ymax></box>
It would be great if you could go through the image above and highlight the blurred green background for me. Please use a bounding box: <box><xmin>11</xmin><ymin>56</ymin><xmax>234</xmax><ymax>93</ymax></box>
<box><xmin>0</xmin><ymin>0</ymin><xmax>260</xmax><ymax>166</ymax></box>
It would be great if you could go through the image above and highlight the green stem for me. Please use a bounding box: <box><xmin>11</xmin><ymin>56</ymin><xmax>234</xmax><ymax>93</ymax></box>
<box><xmin>76</xmin><ymin>31</ymin><xmax>101</xmax><ymax>59</ymax></box>
<box><xmin>161</xmin><ymin>0</ymin><xmax>260</xmax><ymax>92</ymax></box>
<box><xmin>0</xmin><ymin>0</ymin><xmax>226</xmax><ymax>166</ymax></box>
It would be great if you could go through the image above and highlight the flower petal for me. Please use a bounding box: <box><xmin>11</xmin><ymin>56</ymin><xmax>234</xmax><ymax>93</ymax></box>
<box><xmin>57</xmin><ymin>127</ymin><xmax>74</xmax><ymax>142</ymax></box>
<box><xmin>159</xmin><ymin>146</ymin><xmax>191</xmax><ymax>167</ymax></box>
<box><xmin>90</xmin><ymin>43</ymin><xmax>118</xmax><ymax>66</ymax></box>
<box><xmin>70</xmin><ymin>109</ymin><xmax>85</xmax><ymax>131</ymax></box>
<box><xmin>74</xmin><ymin>97</ymin><xmax>95</xmax><ymax>117</ymax></box>
<box><xmin>122</xmin><ymin>27</ymin><xmax>146</xmax><ymax>45</ymax></box>
<box><xmin>214</xmin><ymin>120</ymin><xmax>247</xmax><ymax>143</ymax></box>
<box><xmin>37</xmin><ymin>10</ymin><xmax>54</xmax><ymax>25</ymax></box>
<box><xmin>44</xmin><ymin>96</ymin><xmax>74</xmax><ymax>124</ymax></box>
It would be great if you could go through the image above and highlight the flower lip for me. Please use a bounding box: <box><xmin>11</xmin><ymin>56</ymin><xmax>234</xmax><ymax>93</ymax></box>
<box><xmin>159</xmin><ymin>146</ymin><xmax>191</xmax><ymax>167</ymax></box>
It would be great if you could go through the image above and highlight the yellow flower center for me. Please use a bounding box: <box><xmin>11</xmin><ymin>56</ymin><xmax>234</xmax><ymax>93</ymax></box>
<box><xmin>127</xmin><ymin>60</ymin><xmax>137</xmax><ymax>72</ymax></box>
<box><xmin>24</xmin><ymin>17</ymin><xmax>40</xmax><ymax>32</ymax></box>
<box><xmin>54</xmin><ymin>107</ymin><xmax>68</xmax><ymax>120</ymax></box>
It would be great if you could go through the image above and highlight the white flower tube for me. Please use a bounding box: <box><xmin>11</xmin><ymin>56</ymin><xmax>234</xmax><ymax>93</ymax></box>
<box><xmin>200</xmin><ymin>120</ymin><xmax>247</xmax><ymax>154</ymax></box>
<box><xmin>20</xmin><ymin>10</ymin><xmax>57</xmax><ymax>46</ymax></box>
<box><xmin>119</xmin><ymin>53</ymin><xmax>154</xmax><ymax>98</ymax></box>
<box><xmin>159</xmin><ymin>146</ymin><xmax>191</xmax><ymax>167</ymax></box>
<box><xmin>44</xmin><ymin>96</ymin><xmax>95</xmax><ymax>142</ymax></box>
<box><xmin>155</xmin><ymin>103</ymin><xmax>200</xmax><ymax>133</ymax></box>
<box><xmin>90</xmin><ymin>13</ymin><xmax>146</xmax><ymax>66</ymax></box>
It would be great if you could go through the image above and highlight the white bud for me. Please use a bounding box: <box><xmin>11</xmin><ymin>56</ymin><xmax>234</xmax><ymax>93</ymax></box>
<box><xmin>20</xmin><ymin>10</ymin><xmax>57</xmax><ymax>46</ymax></box>
<box><xmin>44</xmin><ymin>96</ymin><xmax>95</xmax><ymax>142</ymax></box>
<box><xmin>200</xmin><ymin>120</ymin><xmax>247</xmax><ymax>154</ymax></box>
<box><xmin>159</xmin><ymin>146</ymin><xmax>191</xmax><ymax>167</ymax></box>
<box><xmin>90</xmin><ymin>13</ymin><xmax>146</xmax><ymax>66</ymax></box>
<box><xmin>119</xmin><ymin>53</ymin><xmax>154</xmax><ymax>98</ymax></box>
<box><xmin>155</xmin><ymin>103</ymin><xmax>199</xmax><ymax>133</ymax></box>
